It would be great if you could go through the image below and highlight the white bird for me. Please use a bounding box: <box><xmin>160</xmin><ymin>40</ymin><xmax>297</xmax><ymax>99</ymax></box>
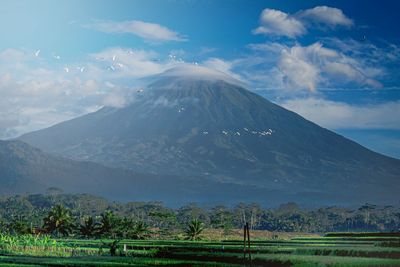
<box><xmin>112</xmin><ymin>55</ymin><xmax>116</xmax><ymax>61</ymax></box>
<box><xmin>136</xmin><ymin>89</ymin><xmax>144</xmax><ymax>93</ymax></box>
<box><xmin>63</xmin><ymin>67</ymin><xmax>69</xmax><ymax>73</ymax></box>
<box><xmin>116</xmin><ymin>63</ymin><xmax>124</xmax><ymax>68</ymax></box>
<box><xmin>202</xmin><ymin>131</ymin><xmax>208</xmax><ymax>135</ymax></box>
<box><xmin>236</xmin><ymin>132</ymin><xmax>240</xmax><ymax>136</ymax></box>
<box><xmin>108</xmin><ymin>65</ymin><xmax>115</xmax><ymax>71</ymax></box>
<box><xmin>35</xmin><ymin>50</ymin><xmax>40</xmax><ymax>57</ymax></box>
<box><xmin>53</xmin><ymin>55</ymin><xmax>60</xmax><ymax>60</ymax></box>
<box><xmin>243</xmin><ymin>128</ymin><xmax>249</xmax><ymax>131</ymax></box>
<box><xmin>79</xmin><ymin>67</ymin><xmax>85</xmax><ymax>73</ymax></box>
<box><xmin>222</xmin><ymin>130</ymin><xmax>228</xmax><ymax>135</ymax></box>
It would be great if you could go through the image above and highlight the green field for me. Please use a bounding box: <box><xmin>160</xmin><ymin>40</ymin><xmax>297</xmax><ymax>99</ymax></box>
<box><xmin>0</xmin><ymin>233</ymin><xmax>399</xmax><ymax>266</ymax></box>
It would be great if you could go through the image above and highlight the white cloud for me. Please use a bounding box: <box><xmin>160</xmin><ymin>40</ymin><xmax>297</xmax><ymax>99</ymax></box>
<box><xmin>278</xmin><ymin>46</ymin><xmax>321</xmax><ymax>91</ymax></box>
<box><xmin>87</xmin><ymin>20</ymin><xmax>187</xmax><ymax>42</ymax></box>
<box><xmin>248</xmin><ymin>42</ymin><xmax>383</xmax><ymax>91</ymax></box>
<box><xmin>281</xmin><ymin>98</ymin><xmax>400</xmax><ymax>129</ymax></box>
<box><xmin>159</xmin><ymin>64</ymin><xmax>244</xmax><ymax>87</ymax></box>
<box><xmin>253</xmin><ymin>6</ymin><xmax>353</xmax><ymax>38</ymax></box>
<box><xmin>252</xmin><ymin>8</ymin><xmax>305</xmax><ymax>38</ymax></box>
<box><xmin>297</xmin><ymin>6</ymin><xmax>353</xmax><ymax>28</ymax></box>
<box><xmin>0</xmin><ymin>47</ymin><xmax>184</xmax><ymax>139</ymax></box>
<box><xmin>203</xmin><ymin>58</ymin><xmax>244</xmax><ymax>82</ymax></box>
<box><xmin>102</xmin><ymin>93</ymin><xmax>128</xmax><ymax>108</ymax></box>
<box><xmin>90</xmin><ymin>47</ymin><xmax>169</xmax><ymax>77</ymax></box>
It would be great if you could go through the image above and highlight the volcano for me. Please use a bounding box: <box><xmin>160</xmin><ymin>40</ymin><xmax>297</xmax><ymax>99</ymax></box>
<box><xmin>19</xmin><ymin>66</ymin><xmax>400</xmax><ymax>206</ymax></box>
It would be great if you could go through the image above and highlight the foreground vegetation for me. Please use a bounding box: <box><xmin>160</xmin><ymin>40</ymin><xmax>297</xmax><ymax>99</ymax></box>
<box><xmin>0</xmin><ymin>233</ymin><xmax>399</xmax><ymax>266</ymax></box>
<box><xmin>0</xmin><ymin>192</ymin><xmax>399</xmax><ymax>266</ymax></box>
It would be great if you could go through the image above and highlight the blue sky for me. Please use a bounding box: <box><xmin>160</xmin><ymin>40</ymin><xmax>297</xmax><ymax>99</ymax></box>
<box><xmin>0</xmin><ymin>0</ymin><xmax>399</xmax><ymax>158</ymax></box>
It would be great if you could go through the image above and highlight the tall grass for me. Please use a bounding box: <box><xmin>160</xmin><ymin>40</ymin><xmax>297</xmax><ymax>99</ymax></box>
<box><xmin>0</xmin><ymin>234</ymin><xmax>97</xmax><ymax>257</ymax></box>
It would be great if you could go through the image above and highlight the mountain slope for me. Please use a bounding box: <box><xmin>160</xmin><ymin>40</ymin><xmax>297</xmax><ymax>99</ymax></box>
<box><xmin>0</xmin><ymin>140</ymin><xmax>283</xmax><ymax>206</ymax></box>
<box><xmin>19</xmin><ymin>66</ymin><xmax>400</xmax><ymax>205</ymax></box>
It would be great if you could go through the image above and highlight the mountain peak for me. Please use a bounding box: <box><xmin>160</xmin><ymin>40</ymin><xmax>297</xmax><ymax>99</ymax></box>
<box><xmin>154</xmin><ymin>65</ymin><xmax>242</xmax><ymax>86</ymax></box>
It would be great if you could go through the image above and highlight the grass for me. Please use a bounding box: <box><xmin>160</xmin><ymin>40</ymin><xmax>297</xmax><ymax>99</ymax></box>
<box><xmin>0</xmin><ymin>232</ymin><xmax>399</xmax><ymax>266</ymax></box>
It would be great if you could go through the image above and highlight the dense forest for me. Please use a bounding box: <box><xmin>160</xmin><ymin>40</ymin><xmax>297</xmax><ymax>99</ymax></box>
<box><xmin>0</xmin><ymin>191</ymin><xmax>399</xmax><ymax>238</ymax></box>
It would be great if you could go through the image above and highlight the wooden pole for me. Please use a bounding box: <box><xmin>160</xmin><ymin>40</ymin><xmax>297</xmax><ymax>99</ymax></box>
<box><xmin>243</xmin><ymin>223</ymin><xmax>246</xmax><ymax>260</ymax></box>
<box><xmin>246</xmin><ymin>222</ymin><xmax>251</xmax><ymax>262</ymax></box>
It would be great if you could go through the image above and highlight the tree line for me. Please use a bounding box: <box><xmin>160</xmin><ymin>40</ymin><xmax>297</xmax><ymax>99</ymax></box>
<box><xmin>0</xmin><ymin>193</ymin><xmax>399</xmax><ymax>238</ymax></box>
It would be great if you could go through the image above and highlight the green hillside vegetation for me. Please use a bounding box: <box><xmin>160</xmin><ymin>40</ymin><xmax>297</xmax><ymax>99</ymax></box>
<box><xmin>1</xmin><ymin>193</ymin><xmax>399</xmax><ymax>235</ymax></box>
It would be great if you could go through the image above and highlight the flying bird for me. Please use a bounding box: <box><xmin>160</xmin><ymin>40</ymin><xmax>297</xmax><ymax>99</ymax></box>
<box><xmin>35</xmin><ymin>50</ymin><xmax>40</xmax><ymax>57</ymax></box>
<box><xmin>64</xmin><ymin>67</ymin><xmax>69</xmax><ymax>73</ymax></box>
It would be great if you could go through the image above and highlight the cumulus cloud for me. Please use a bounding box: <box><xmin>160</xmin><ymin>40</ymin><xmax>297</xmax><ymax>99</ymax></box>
<box><xmin>278</xmin><ymin>46</ymin><xmax>321</xmax><ymax>91</ymax></box>
<box><xmin>87</xmin><ymin>20</ymin><xmax>187</xmax><ymax>42</ymax></box>
<box><xmin>252</xmin><ymin>8</ymin><xmax>305</xmax><ymax>38</ymax></box>
<box><xmin>247</xmin><ymin>42</ymin><xmax>383</xmax><ymax>91</ymax></box>
<box><xmin>253</xmin><ymin>6</ymin><xmax>353</xmax><ymax>38</ymax></box>
<box><xmin>297</xmin><ymin>6</ymin><xmax>353</xmax><ymax>28</ymax></box>
<box><xmin>281</xmin><ymin>98</ymin><xmax>400</xmax><ymax>129</ymax></box>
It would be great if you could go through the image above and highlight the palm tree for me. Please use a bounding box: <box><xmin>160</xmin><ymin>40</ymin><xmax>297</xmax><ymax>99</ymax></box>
<box><xmin>97</xmin><ymin>211</ymin><xmax>118</xmax><ymax>238</ymax></box>
<box><xmin>131</xmin><ymin>221</ymin><xmax>151</xmax><ymax>240</ymax></box>
<box><xmin>43</xmin><ymin>204</ymin><xmax>74</xmax><ymax>237</ymax></box>
<box><xmin>79</xmin><ymin>216</ymin><xmax>97</xmax><ymax>238</ymax></box>
<box><xmin>185</xmin><ymin>219</ymin><xmax>204</xmax><ymax>241</ymax></box>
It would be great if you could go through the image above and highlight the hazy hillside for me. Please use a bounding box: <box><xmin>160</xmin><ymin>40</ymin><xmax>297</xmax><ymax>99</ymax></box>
<box><xmin>0</xmin><ymin>140</ymin><xmax>295</xmax><ymax>206</ymax></box>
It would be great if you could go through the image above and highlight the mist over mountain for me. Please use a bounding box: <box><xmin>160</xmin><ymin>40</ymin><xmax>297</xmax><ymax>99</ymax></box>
<box><xmin>18</xmin><ymin>66</ymin><xmax>400</xmax><ymax>206</ymax></box>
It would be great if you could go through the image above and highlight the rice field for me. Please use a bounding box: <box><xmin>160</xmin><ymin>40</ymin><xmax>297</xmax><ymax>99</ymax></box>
<box><xmin>0</xmin><ymin>233</ymin><xmax>399</xmax><ymax>266</ymax></box>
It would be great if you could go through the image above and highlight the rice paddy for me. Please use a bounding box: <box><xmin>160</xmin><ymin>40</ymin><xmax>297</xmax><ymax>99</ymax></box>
<box><xmin>0</xmin><ymin>233</ymin><xmax>399</xmax><ymax>266</ymax></box>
